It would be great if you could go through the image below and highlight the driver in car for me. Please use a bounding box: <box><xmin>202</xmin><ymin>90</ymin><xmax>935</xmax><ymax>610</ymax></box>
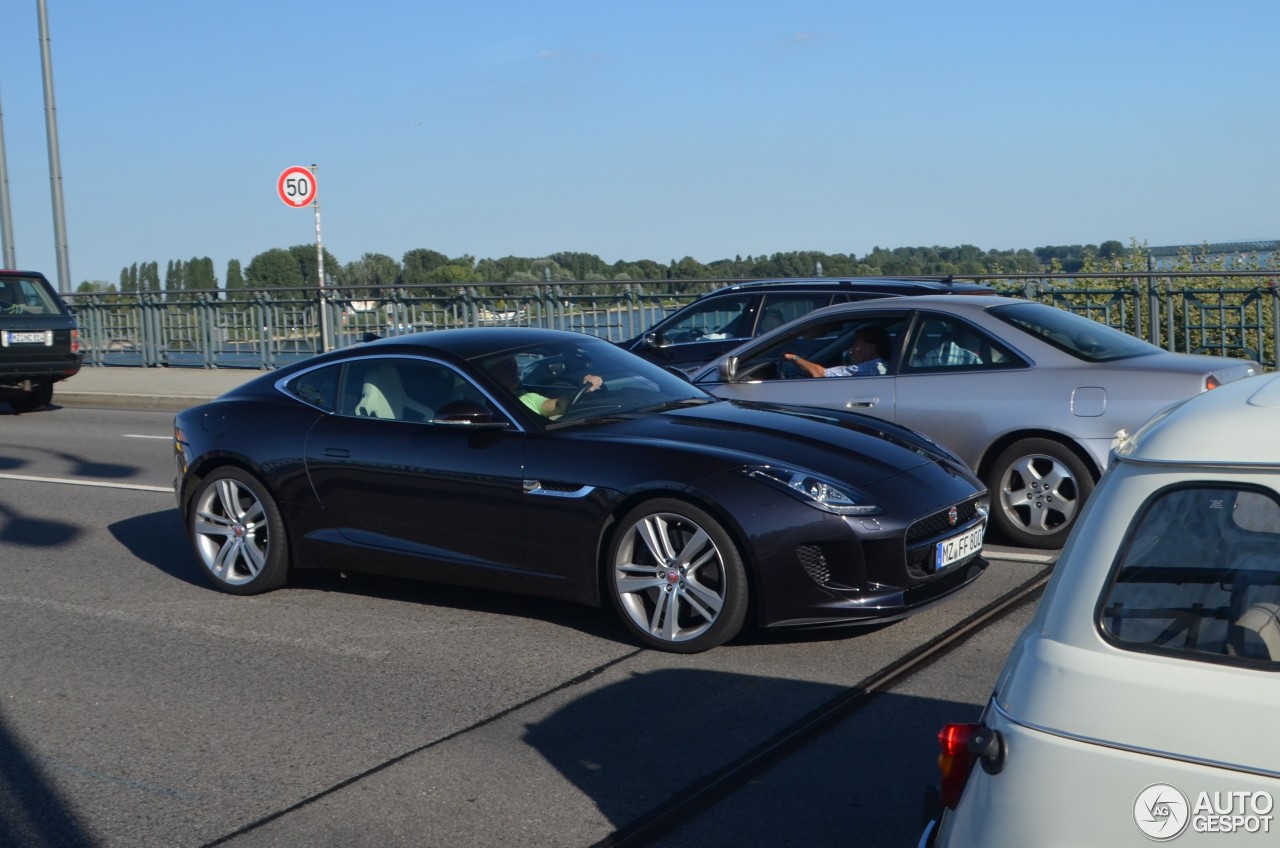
<box><xmin>783</xmin><ymin>326</ymin><xmax>890</xmax><ymax>378</ymax></box>
<box><xmin>491</xmin><ymin>356</ymin><xmax>602</xmax><ymax>417</ymax></box>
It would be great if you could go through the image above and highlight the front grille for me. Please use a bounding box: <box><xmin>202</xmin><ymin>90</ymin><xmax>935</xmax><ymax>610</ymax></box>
<box><xmin>797</xmin><ymin>544</ymin><xmax>832</xmax><ymax>586</ymax></box>
<box><xmin>906</xmin><ymin>499</ymin><xmax>980</xmax><ymax>545</ymax></box>
<box><xmin>905</xmin><ymin>498</ymin><xmax>984</xmax><ymax>579</ymax></box>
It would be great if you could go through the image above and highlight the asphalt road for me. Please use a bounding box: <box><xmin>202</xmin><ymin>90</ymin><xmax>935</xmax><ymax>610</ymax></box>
<box><xmin>0</xmin><ymin>403</ymin><xmax>1054</xmax><ymax>847</ymax></box>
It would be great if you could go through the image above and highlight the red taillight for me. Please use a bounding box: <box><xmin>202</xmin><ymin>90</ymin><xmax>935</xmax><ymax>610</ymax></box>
<box><xmin>70</xmin><ymin>328</ymin><xmax>80</xmax><ymax>353</ymax></box>
<box><xmin>936</xmin><ymin>723</ymin><xmax>982</xmax><ymax>808</ymax></box>
<box><xmin>1204</xmin><ymin>374</ymin><xmax>1221</xmax><ymax>390</ymax></box>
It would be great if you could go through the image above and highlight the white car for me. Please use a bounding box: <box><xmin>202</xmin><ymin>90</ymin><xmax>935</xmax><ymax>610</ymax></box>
<box><xmin>921</xmin><ymin>370</ymin><xmax>1280</xmax><ymax>846</ymax></box>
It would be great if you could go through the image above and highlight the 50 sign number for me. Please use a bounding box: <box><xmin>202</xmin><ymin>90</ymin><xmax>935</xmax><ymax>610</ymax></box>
<box><xmin>277</xmin><ymin>166</ymin><xmax>317</xmax><ymax>208</ymax></box>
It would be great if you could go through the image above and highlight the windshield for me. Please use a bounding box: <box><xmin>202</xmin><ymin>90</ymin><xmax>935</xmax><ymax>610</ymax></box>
<box><xmin>473</xmin><ymin>337</ymin><xmax>714</xmax><ymax>425</ymax></box>
<box><xmin>989</xmin><ymin>301</ymin><xmax>1159</xmax><ymax>363</ymax></box>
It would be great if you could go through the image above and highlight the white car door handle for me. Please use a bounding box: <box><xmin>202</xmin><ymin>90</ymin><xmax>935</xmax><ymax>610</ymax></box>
<box><xmin>846</xmin><ymin>396</ymin><xmax>879</xmax><ymax>409</ymax></box>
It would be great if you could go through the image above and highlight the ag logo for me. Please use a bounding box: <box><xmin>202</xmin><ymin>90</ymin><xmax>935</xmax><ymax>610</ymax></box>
<box><xmin>1134</xmin><ymin>784</ymin><xmax>1190</xmax><ymax>840</ymax></box>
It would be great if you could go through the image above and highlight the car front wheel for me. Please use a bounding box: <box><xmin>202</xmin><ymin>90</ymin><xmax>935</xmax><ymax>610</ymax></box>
<box><xmin>188</xmin><ymin>467</ymin><xmax>289</xmax><ymax>594</ymax></box>
<box><xmin>988</xmin><ymin>437</ymin><xmax>1094</xmax><ymax>549</ymax></box>
<box><xmin>607</xmin><ymin>499</ymin><xmax>748</xmax><ymax>653</ymax></box>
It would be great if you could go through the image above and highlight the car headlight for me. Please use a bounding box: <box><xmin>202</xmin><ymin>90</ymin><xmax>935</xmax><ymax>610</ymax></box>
<box><xmin>743</xmin><ymin>465</ymin><xmax>883</xmax><ymax>516</ymax></box>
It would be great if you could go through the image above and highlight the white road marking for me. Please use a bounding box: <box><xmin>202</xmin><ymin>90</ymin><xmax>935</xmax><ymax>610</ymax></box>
<box><xmin>0</xmin><ymin>472</ymin><xmax>172</xmax><ymax>493</ymax></box>
<box><xmin>123</xmin><ymin>434</ymin><xmax>171</xmax><ymax>440</ymax></box>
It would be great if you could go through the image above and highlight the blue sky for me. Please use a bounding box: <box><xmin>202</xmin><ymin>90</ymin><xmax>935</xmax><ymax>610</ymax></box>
<box><xmin>0</xmin><ymin>1</ymin><xmax>1276</xmax><ymax>287</ymax></box>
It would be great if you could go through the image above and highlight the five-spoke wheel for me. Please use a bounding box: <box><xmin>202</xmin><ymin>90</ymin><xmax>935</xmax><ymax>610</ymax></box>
<box><xmin>607</xmin><ymin>499</ymin><xmax>748</xmax><ymax>653</ymax></box>
<box><xmin>988</xmin><ymin>438</ymin><xmax>1094</xmax><ymax>550</ymax></box>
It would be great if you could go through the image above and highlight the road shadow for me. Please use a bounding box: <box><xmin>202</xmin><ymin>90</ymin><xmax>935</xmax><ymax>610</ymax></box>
<box><xmin>109</xmin><ymin>508</ymin><xmax>205</xmax><ymax>588</ymax></box>
<box><xmin>0</xmin><ymin>401</ymin><xmax>66</xmax><ymax>416</ymax></box>
<box><xmin>0</xmin><ymin>708</ymin><xmax>96</xmax><ymax>847</ymax></box>
<box><xmin>522</xmin><ymin>668</ymin><xmax>983</xmax><ymax>847</ymax></box>
<box><xmin>0</xmin><ymin>418</ymin><xmax>143</xmax><ymax>480</ymax></box>
<box><xmin>0</xmin><ymin>500</ymin><xmax>81</xmax><ymax>549</ymax></box>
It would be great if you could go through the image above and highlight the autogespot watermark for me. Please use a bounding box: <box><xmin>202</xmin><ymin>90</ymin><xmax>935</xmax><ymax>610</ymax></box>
<box><xmin>1134</xmin><ymin>784</ymin><xmax>1274</xmax><ymax>840</ymax></box>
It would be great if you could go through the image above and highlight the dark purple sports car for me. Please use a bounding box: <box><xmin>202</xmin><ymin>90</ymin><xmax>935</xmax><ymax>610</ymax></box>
<box><xmin>174</xmin><ymin>328</ymin><xmax>989</xmax><ymax>653</ymax></box>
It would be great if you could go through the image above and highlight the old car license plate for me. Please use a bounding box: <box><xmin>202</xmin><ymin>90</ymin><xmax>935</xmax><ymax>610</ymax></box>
<box><xmin>4</xmin><ymin>330</ymin><xmax>50</xmax><ymax>345</ymax></box>
<box><xmin>936</xmin><ymin>523</ymin><xmax>984</xmax><ymax>571</ymax></box>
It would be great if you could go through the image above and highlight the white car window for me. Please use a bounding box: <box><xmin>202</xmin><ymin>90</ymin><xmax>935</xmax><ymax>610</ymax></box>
<box><xmin>1100</xmin><ymin>485</ymin><xmax>1280</xmax><ymax>667</ymax></box>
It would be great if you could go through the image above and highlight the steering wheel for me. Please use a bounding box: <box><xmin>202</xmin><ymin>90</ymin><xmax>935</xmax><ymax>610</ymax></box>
<box><xmin>778</xmin><ymin>351</ymin><xmax>809</xmax><ymax>379</ymax></box>
<box><xmin>562</xmin><ymin>380</ymin><xmax>608</xmax><ymax>415</ymax></box>
<box><xmin>566</xmin><ymin>383</ymin><xmax>591</xmax><ymax>410</ymax></box>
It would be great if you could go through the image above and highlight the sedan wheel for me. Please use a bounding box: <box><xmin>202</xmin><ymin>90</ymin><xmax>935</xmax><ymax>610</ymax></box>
<box><xmin>608</xmin><ymin>499</ymin><xmax>748</xmax><ymax>653</ymax></box>
<box><xmin>988</xmin><ymin>438</ymin><xmax>1094</xmax><ymax>550</ymax></box>
<box><xmin>188</xmin><ymin>467</ymin><xmax>289</xmax><ymax>594</ymax></box>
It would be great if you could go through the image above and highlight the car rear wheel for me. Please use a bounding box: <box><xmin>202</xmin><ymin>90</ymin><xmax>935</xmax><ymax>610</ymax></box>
<box><xmin>988</xmin><ymin>437</ymin><xmax>1094</xmax><ymax>549</ymax></box>
<box><xmin>188</xmin><ymin>467</ymin><xmax>289</xmax><ymax>594</ymax></box>
<box><xmin>8</xmin><ymin>382</ymin><xmax>53</xmax><ymax>413</ymax></box>
<box><xmin>607</xmin><ymin>499</ymin><xmax>748</xmax><ymax>653</ymax></box>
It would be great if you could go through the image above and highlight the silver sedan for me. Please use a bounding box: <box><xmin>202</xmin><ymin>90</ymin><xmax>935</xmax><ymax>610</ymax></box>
<box><xmin>691</xmin><ymin>294</ymin><xmax>1262</xmax><ymax>549</ymax></box>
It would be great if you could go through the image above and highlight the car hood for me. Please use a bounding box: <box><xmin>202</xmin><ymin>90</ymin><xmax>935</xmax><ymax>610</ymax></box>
<box><xmin>569</xmin><ymin>399</ymin><xmax>974</xmax><ymax>489</ymax></box>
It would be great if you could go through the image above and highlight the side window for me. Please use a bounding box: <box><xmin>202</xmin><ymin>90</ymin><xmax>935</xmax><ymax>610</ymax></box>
<box><xmin>659</xmin><ymin>295</ymin><xmax>757</xmax><ymax>345</ymax></box>
<box><xmin>733</xmin><ymin>315</ymin><xmax>906</xmax><ymax>381</ymax></box>
<box><xmin>755</xmin><ymin>295</ymin><xmax>833</xmax><ymax>335</ymax></box>
<box><xmin>340</xmin><ymin>358</ymin><xmax>465</xmax><ymax>423</ymax></box>
<box><xmin>1100</xmin><ymin>485</ymin><xmax>1280</xmax><ymax>668</ymax></box>
<box><xmin>902</xmin><ymin>314</ymin><xmax>1023</xmax><ymax>373</ymax></box>
<box><xmin>287</xmin><ymin>364</ymin><xmax>340</xmax><ymax>412</ymax></box>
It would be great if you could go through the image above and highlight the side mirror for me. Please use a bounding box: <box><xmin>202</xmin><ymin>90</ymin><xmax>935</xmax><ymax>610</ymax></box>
<box><xmin>641</xmin><ymin>331</ymin><xmax>661</xmax><ymax>349</ymax></box>
<box><xmin>717</xmin><ymin>356</ymin><xmax>738</xmax><ymax>382</ymax></box>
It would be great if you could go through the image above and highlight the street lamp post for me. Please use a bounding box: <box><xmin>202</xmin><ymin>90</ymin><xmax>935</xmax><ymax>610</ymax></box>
<box><xmin>37</xmin><ymin>0</ymin><xmax>72</xmax><ymax>293</ymax></box>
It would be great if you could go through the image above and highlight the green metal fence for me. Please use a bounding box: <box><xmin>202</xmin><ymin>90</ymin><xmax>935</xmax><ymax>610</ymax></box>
<box><xmin>64</xmin><ymin>272</ymin><xmax>1280</xmax><ymax>371</ymax></box>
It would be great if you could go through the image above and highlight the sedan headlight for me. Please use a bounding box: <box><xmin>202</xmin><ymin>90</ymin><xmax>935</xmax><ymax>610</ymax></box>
<box><xmin>743</xmin><ymin>465</ymin><xmax>883</xmax><ymax>516</ymax></box>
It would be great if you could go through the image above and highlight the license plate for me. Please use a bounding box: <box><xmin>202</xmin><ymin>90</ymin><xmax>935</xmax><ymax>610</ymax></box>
<box><xmin>4</xmin><ymin>330</ymin><xmax>49</xmax><ymax>345</ymax></box>
<box><xmin>935</xmin><ymin>523</ymin><xmax>984</xmax><ymax>572</ymax></box>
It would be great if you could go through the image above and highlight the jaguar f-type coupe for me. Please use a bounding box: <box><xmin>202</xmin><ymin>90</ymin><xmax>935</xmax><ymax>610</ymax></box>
<box><xmin>174</xmin><ymin>328</ymin><xmax>988</xmax><ymax>653</ymax></box>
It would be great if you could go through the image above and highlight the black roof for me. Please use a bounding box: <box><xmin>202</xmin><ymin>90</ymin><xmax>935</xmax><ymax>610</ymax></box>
<box><xmin>366</xmin><ymin>326</ymin><xmax>595</xmax><ymax>357</ymax></box>
<box><xmin>690</xmin><ymin>276</ymin><xmax>993</xmax><ymax>299</ymax></box>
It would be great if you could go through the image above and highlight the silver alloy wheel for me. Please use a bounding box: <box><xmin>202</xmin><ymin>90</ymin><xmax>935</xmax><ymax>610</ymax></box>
<box><xmin>613</xmin><ymin>511</ymin><xmax>728</xmax><ymax>644</ymax></box>
<box><xmin>193</xmin><ymin>475</ymin><xmax>271</xmax><ymax>586</ymax></box>
<box><xmin>997</xmin><ymin>451</ymin><xmax>1080</xmax><ymax>538</ymax></box>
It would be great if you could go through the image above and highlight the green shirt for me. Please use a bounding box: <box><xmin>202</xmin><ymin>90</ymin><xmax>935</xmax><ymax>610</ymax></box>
<box><xmin>518</xmin><ymin>390</ymin><xmax>550</xmax><ymax>415</ymax></box>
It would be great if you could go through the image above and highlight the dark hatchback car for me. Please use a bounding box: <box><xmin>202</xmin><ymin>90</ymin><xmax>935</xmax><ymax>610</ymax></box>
<box><xmin>174</xmin><ymin>328</ymin><xmax>989</xmax><ymax>653</ymax></box>
<box><xmin>0</xmin><ymin>270</ymin><xmax>82</xmax><ymax>412</ymax></box>
<box><xmin>619</xmin><ymin>277</ymin><xmax>995</xmax><ymax>373</ymax></box>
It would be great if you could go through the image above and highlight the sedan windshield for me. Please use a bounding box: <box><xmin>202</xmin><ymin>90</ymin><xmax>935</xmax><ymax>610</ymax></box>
<box><xmin>473</xmin><ymin>337</ymin><xmax>714</xmax><ymax>424</ymax></box>
<box><xmin>989</xmin><ymin>301</ymin><xmax>1160</xmax><ymax>363</ymax></box>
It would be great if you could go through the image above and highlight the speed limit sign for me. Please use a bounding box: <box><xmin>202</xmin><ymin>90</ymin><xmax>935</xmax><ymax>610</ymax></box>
<box><xmin>277</xmin><ymin>165</ymin><xmax>317</xmax><ymax>207</ymax></box>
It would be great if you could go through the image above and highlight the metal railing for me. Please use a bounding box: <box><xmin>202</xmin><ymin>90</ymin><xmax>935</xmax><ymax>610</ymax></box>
<box><xmin>64</xmin><ymin>272</ymin><xmax>1280</xmax><ymax>371</ymax></box>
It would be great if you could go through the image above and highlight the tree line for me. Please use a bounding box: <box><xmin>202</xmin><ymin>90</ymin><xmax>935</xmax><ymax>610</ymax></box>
<box><xmin>74</xmin><ymin>239</ymin><xmax>1179</xmax><ymax>299</ymax></box>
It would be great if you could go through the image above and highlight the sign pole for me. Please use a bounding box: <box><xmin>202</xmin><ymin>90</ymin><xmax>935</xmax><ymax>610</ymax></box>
<box><xmin>310</xmin><ymin>163</ymin><xmax>330</xmax><ymax>353</ymax></box>
<box><xmin>277</xmin><ymin>164</ymin><xmax>328</xmax><ymax>354</ymax></box>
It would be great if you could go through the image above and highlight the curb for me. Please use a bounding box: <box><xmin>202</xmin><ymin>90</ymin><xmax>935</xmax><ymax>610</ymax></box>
<box><xmin>55</xmin><ymin>392</ymin><xmax>215</xmax><ymax>412</ymax></box>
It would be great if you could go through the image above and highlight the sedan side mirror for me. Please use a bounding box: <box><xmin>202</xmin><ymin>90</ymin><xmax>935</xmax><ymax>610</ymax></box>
<box><xmin>641</xmin><ymin>331</ymin><xmax>662</xmax><ymax>349</ymax></box>
<box><xmin>717</xmin><ymin>356</ymin><xmax>739</xmax><ymax>382</ymax></box>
